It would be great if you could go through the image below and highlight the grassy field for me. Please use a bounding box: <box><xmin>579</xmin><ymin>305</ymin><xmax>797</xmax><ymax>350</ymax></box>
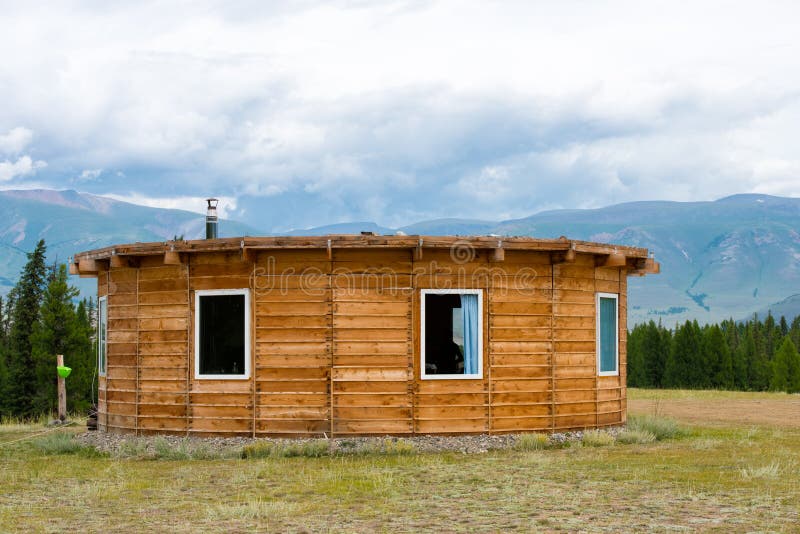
<box><xmin>1</xmin><ymin>390</ymin><xmax>798</xmax><ymax>533</ymax></box>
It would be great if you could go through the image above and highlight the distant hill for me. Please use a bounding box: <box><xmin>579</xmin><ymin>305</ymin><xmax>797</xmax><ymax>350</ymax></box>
<box><xmin>0</xmin><ymin>189</ymin><xmax>257</xmax><ymax>297</ymax></box>
<box><xmin>752</xmin><ymin>294</ymin><xmax>800</xmax><ymax>323</ymax></box>
<box><xmin>2</xmin><ymin>189</ymin><xmax>798</xmax><ymax>325</ymax></box>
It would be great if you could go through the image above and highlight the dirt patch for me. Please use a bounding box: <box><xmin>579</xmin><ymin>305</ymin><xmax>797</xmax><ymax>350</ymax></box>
<box><xmin>629</xmin><ymin>396</ymin><xmax>800</xmax><ymax>428</ymax></box>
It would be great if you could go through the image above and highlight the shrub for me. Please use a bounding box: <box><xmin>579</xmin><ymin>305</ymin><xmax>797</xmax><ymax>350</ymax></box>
<box><xmin>116</xmin><ymin>438</ymin><xmax>150</xmax><ymax>459</ymax></box>
<box><xmin>514</xmin><ymin>433</ymin><xmax>552</xmax><ymax>451</ymax></box>
<box><xmin>627</xmin><ymin>414</ymin><xmax>685</xmax><ymax>441</ymax></box>
<box><xmin>615</xmin><ymin>429</ymin><xmax>656</xmax><ymax>445</ymax></box>
<box><xmin>31</xmin><ymin>432</ymin><xmax>104</xmax><ymax>457</ymax></box>
<box><xmin>581</xmin><ymin>430</ymin><xmax>615</xmax><ymax>447</ymax></box>
<box><xmin>242</xmin><ymin>440</ymin><xmax>330</xmax><ymax>459</ymax></box>
<box><xmin>153</xmin><ymin>437</ymin><xmax>191</xmax><ymax>460</ymax></box>
<box><xmin>356</xmin><ymin>438</ymin><xmax>417</xmax><ymax>456</ymax></box>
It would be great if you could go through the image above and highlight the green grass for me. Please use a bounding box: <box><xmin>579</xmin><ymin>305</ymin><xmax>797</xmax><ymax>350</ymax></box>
<box><xmin>1</xmin><ymin>390</ymin><xmax>799</xmax><ymax>532</ymax></box>
<box><xmin>513</xmin><ymin>433</ymin><xmax>553</xmax><ymax>451</ymax></box>
<box><xmin>581</xmin><ymin>429</ymin><xmax>616</xmax><ymax>447</ymax></box>
<box><xmin>615</xmin><ymin>429</ymin><xmax>657</xmax><ymax>444</ymax></box>
<box><xmin>242</xmin><ymin>439</ymin><xmax>329</xmax><ymax>459</ymax></box>
<box><xmin>30</xmin><ymin>431</ymin><xmax>105</xmax><ymax>458</ymax></box>
<box><xmin>627</xmin><ymin>413</ymin><xmax>687</xmax><ymax>440</ymax></box>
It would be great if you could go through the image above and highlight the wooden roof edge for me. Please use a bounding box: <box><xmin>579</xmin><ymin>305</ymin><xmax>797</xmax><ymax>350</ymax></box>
<box><xmin>72</xmin><ymin>234</ymin><xmax>652</xmax><ymax>263</ymax></box>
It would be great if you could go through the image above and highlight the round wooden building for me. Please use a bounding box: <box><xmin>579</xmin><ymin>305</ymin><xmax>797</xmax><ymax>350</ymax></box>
<box><xmin>73</xmin><ymin>233</ymin><xmax>658</xmax><ymax>437</ymax></box>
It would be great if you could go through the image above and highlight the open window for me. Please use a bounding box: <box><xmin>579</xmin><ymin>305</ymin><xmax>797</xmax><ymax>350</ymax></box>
<box><xmin>421</xmin><ymin>289</ymin><xmax>483</xmax><ymax>379</ymax></box>
<box><xmin>194</xmin><ymin>289</ymin><xmax>250</xmax><ymax>379</ymax></box>
<box><xmin>98</xmin><ymin>296</ymin><xmax>107</xmax><ymax>376</ymax></box>
<box><xmin>596</xmin><ymin>292</ymin><xmax>619</xmax><ymax>376</ymax></box>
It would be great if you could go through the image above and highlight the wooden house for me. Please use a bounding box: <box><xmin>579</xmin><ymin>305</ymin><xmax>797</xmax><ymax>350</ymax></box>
<box><xmin>73</xmin><ymin>234</ymin><xmax>659</xmax><ymax>437</ymax></box>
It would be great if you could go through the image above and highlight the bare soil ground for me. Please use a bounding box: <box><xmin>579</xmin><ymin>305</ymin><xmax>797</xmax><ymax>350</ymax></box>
<box><xmin>629</xmin><ymin>389</ymin><xmax>800</xmax><ymax>428</ymax></box>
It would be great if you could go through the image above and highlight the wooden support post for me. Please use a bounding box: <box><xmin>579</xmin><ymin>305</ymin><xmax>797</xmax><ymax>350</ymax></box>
<box><xmin>490</xmin><ymin>247</ymin><xmax>505</xmax><ymax>262</ymax></box>
<box><xmin>242</xmin><ymin>247</ymin><xmax>256</xmax><ymax>263</ymax></box>
<box><xmin>597</xmin><ymin>252</ymin><xmax>626</xmax><ymax>267</ymax></box>
<box><xmin>57</xmin><ymin>354</ymin><xmax>67</xmax><ymax>422</ymax></box>
<box><xmin>327</xmin><ymin>239</ymin><xmax>333</xmax><ymax>261</ymax></box>
<box><xmin>68</xmin><ymin>262</ymin><xmax>79</xmax><ymax>275</ymax></box>
<box><xmin>415</xmin><ymin>238</ymin><xmax>423</xmax><ymax>261</ymax></box>
<box><xmin>78</xmin><ymin>258</ymin><xmax>98</xmax><ymax>274</ymax></box>
<box><xmin>163</xmin><ymin>250</ymin><xmax>182</xmax><ymax>265</ymax></box>
<box><xmin>110</xmin><ymin>253</ymin><xmax>126</xmax><ymax>268</ymax></box>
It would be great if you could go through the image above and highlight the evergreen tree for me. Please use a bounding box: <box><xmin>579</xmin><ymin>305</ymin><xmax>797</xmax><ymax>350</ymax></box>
<box><xmin>70</xmin><ymin>298</ymin><xmax>96</xmax><ymax>412</ymax></box>
<box><xmin>642</xmin><ymin>321</ymin><xmax>669</xmax><ymax>387</ymax></box>
<box><xmin>665</xmin><ymin>320</ymin><xmax>703</xmax><ymax>388</ymax></box>
<box><xmin>749</xmin><ymin>319</ymin><xmax>772</xmax><ymax>391</ymax></box>
<box><xmin>30</xmin><ymin>264</ymin><xmax>83</xmax><ymax>414</ymax></box>
<box><xmin>0</xmin><ymin>295</ymin><xmax>6</xmax><ymax>415</ymax></box>
<box><xmin>704</xmin><ymin>325</ymin><xmax>733</xmax><ymax>388</ymax></box>
<box><xmin>626</xmin><ymin>324</ymin><xmax>646</xmax><ymax>387</ymax></box>
<box><xmin>790</xmin><ymin>316</ymin><xmax>800</xmax><ymax>352</ymax></box>
<box><xmin>770</xmin><ymin>337</ymin><xmax>800</xmax><ymax>393</ymax></box>
<box><xmin>5</xmin><ymin>239</ymin><xmax>47</xmax><ymax>417</ymax></box>
<box><xmin>732</xmin><ymin>328</ymin><xmax>751</xmax><ymax>389</ymax></box>
<box><xmin>779</xmin><ymin>316</ymin><xmax>789</xmax><ymax>337</ymax></box>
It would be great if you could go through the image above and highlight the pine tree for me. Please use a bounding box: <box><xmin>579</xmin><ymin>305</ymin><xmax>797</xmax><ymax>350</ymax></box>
<box><xmin>0</xmin><ymin>295</ymin><xmax>7</xmax><ymax>415</ymax></box>
<box><xmin>665</xmin><ymin>321</ymin><xmax>703</xmax><ymax>388</ymax></box>
<box><xmin>732</xmin><ymin>328</ymin><xmax>751</xmax><ymax>390</ymax></box>
<box><xmin>641</xmin><ymin>321</ymin><xmax>668</xmax><ymax>387</ymax></box>
<box><xmin>626</xmin><ymin>325</ymin><xmax>646</xmax><ymax>387</ymax></box>
<box><xmin>704</xmin><ymin>325</ymin><xmax>733</xmax><ymax>388</ymax></box>
<box><xmin>779</xmin><ymin>316</ymin><xmax>789</xmax><ymax>337</ymax></box>
<box><xmin>5</xmin><ymin>239</ymin><xmax>48</xmax><ymax>417</ymax></box>
<box><xmin>790</xmin><ymin>316</ymin><xmax>800</xmax><ymax>352</ymax></box>
<box><xmin>70</xmin><ymin>298</ymin><xmax>96</xmax><ymax>412</ymax></box>
<box><xmin>770</xmin><ymin>337</ymin><xmax>800</xmax><ymax>393</ymax></box>
<box><xmin>30</xmin><ymin>264</ymin><xmax>81</xmax><ymax>415</ymax></box>
<box><xmin>750</xmin><ymin>319</ymin><xmax>772</xmax><ymax>390</ymax></box>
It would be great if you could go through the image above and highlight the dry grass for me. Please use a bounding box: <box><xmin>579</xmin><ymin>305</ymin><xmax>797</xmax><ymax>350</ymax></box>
<box><xmin>629</xmin><ymin>388</ymin><xmax>800</xmax><ymax>428</ymax></box>
<box><xmin>1</xmin><ymin>390</ymin><xmax>799</xmax><ymax>532</ymax></box>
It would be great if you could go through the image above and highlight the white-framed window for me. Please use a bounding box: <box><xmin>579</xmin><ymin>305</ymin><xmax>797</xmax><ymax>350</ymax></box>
<box><xmin>194</xmin><ymin>289</ymin><xmax>251</xmax><ymax>380</ymax></box>
<box><xmin>420</xmin><ymin>288</ymin><xmax>483</xmax><ymax>380</ymax></box>
<box><xmin>596</xmin><ymin>292</ymin><xmax>619</xmax><ymax>376</ymax></box>
<box><xmin>98</xmin><ymin>296</ymin><xmax>107</xmax><ymax>376</ymax></box>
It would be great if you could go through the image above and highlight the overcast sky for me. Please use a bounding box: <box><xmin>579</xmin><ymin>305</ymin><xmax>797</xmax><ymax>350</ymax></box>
<box><xmin>1</xmin><ymin>0</ymin><xmax>799</xmax><ymax>230</ymax></box>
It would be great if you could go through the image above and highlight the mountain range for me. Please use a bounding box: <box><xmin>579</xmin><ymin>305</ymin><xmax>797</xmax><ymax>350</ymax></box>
<box><xmin>1</xmin><ymin>189</ymin><xmax>798</xmax><ymax>324</ymax></box>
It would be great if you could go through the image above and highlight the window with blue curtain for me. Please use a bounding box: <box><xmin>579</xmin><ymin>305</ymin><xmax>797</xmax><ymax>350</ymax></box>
<box><xmin>422</xmin><ymin>290</ymin><xmax>482</xmax><ymax>378</ymax></box>
<box><xmin>597</xmin><ymin>294</ymin><xmax>618</xmax><ymax>375</ymax></box>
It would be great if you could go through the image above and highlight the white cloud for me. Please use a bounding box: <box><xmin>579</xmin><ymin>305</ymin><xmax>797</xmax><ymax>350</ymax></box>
<box><xmin>0</xmin><ymin>1</ymin><xmax>799</xmax><ymax>228</ymax></box>
<box><xmin>103</xmin><ymin>193</ymin><xmax>238</xmax><ymax>218</ymax></box>
<box><xmin>0</xmin><ymin>155</ymin><xmax>47</xmax><ymax>182</ymax></box>
<box><xmin>76</xmin><ymin>168</ymin><xmax>103</xmax><ymax>182</ymax></box>
<box><xmin>0</xmin><ymin>127</ymin><xmax>34</xmax><ymax>154</ymax></box>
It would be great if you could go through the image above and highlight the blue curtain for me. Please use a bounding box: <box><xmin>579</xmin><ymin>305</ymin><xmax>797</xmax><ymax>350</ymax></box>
<box><xmin>461</xmin><ymin>294</ymin><xmax>479</xmax><ymax>375</ymax></box>
<box><xmin>599</xmin><ymin>297</ymin><xmax>617</xmax><ymax>373</ymax></box>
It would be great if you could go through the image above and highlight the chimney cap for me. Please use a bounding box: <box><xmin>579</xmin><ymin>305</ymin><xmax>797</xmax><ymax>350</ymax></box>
<box><xmin>206</xmin><ymin>198</ymin><xmax>218</xmax><ymax>208</ymax></box>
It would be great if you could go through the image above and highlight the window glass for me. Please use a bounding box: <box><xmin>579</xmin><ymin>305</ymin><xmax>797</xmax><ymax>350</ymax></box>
<box><xmin>197</xmin><ymin>292</ymin><xmax>247</xmax><ymax>377</ymax></box>
<box><xmin>98</xmin><ymin>297</ymin><xmax>107</xmax><ymax>375</ymax></box>
<box><xmin>422</xmin><ymin>291</ymin><xmax>481</xmax><ymax>378</ymax></box>
<box><xmin>598</xmin><ymin>294</ymin><xmax>618</xmax><ymax>374</ymax></box>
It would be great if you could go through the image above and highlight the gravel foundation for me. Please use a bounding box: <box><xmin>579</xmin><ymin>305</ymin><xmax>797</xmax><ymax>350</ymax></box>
<box><xmin>75</xmin><ymin>427</ymin><xmax>625</xmax><ymax>458</ymax></box>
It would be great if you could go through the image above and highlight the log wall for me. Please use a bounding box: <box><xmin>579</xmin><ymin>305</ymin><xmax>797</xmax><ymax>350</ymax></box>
<box><xmin>97</xmin><ymin>249</ymin><xmax>627</xmax><ymax>436</ymax></box>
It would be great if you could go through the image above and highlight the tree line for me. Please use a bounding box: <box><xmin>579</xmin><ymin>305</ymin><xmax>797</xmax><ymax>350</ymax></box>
<box><xmin>628</xmin><ymin>314</ymin><xmax>800</xmax><ymax>392</ymax></box>
<box><xmin>0</xmin><ymin>240</ymin><xmax>96</xmax><ymax>419</ymax></box>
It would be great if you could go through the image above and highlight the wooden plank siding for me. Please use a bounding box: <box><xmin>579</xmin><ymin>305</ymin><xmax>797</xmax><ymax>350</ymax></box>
<box><xmin>97</xmin><ymin>248</ymin><xmax>630</xmax><ymax>436</ymax></box>
<box><xmin>332</xmin><ymin>249</ymin><xmax>413</xmax><ymax>436</ymax></box>
<box><xmin>254</xmin><ymin>250</ymin><xmax>331</xmax><ymax>437</ymax></box>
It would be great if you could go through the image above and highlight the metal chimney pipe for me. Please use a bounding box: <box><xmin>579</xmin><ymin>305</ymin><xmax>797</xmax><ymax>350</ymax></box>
<box><xmin>205</xmin><ymin>198</ymin><xmax>218</xmax><ymax>239</ymax></box>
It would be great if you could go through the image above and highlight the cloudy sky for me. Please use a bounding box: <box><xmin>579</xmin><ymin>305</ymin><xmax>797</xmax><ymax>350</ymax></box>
<box><xmin>1</xmin><ymin>0</ymin><xmax>799</xmax><ymax>231</ymax></box>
